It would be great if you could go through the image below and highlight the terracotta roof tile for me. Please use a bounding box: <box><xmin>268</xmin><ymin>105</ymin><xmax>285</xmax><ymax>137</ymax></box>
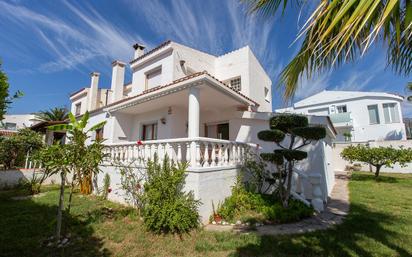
<box><xmin>0</xmin><ymin>130</ymin><xmax>18</xmax><ymax>137</ymax></box>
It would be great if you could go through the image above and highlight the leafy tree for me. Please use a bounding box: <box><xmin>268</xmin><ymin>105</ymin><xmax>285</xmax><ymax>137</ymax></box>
<box><xmin>0</xmin><ymin>128</ymin><xmax>44</xmax><ymax>169</ymax></box>
<box><xmin>0</xmin><ymin>61</ymin><xmax>23</xmax><ymax>120</ymax></box>
<box><xmin>35</xmin><ymin>107</ymin><xmax>69</xmax><ymax>122</ymax></box>
<box><xmin>341</xmin><ymin>144</ymin><xmax>412</xmax><ymax>177</ymax></box>
<box><xmin>257</xmin><ymin>114</ymin><xmax>326</xmax><ymax>208</ymax></box>
<box><xmin>243</xmin><ymin>0</ymin><xmax>412</xmax><ymax>99</ymax></box>
<box><xmin>142</xmin><ymin>155</ymin><xmax>200</xmax><ymax>233</ymax></box>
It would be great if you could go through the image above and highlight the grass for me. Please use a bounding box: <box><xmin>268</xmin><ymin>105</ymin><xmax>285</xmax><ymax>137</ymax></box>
<box><xmin>0</xmin><ymin>172</ymin><xmax>412</xmax><ymax>256</ymax></box>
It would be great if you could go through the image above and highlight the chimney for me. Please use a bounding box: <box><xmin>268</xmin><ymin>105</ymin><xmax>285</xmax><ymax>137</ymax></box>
<box><xmin>133</xmin><ymin>43</ymin><xmax>146</xmax><ymax>59</ymax></box>
<box><xmin>111</xmin><ymin>60</ymin><xmax>126</xmax><ymax>102</ymax></box>
<box><xmin>88</xmin><ymin>72</ymin><xmax>99</xmax><ymax>111</ymax></box>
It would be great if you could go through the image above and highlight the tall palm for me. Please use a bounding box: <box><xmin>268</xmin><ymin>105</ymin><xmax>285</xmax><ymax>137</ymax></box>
<box><xmin>35</xmin><ymin>107</ymin><xmax>69</xmax><ymax>122</ymax></box>
<box><xmin>406</xmin><ymin>82</ymin><xmax>412</xmax><ymax>101</ymax></box>
<box><xmin>243</xmin><ymin>0</ymin><xmax>412</xmax><ymax>99</ymax></box>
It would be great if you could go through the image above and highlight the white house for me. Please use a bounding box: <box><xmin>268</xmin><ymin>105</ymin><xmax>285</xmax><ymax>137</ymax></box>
<box><xmin>277</xmin><ymin>90</ymin><xmax>406</xmax><ymax>142</ymax></box>
<box><xmin>1</xmin><ymin>114</ymin><xmax>39</xmax><ymax>131</ymax></box>
<box><xmin>70</xmin><ymin>41</ymin><xmax>337</xmax><ymax>222</ymax></box>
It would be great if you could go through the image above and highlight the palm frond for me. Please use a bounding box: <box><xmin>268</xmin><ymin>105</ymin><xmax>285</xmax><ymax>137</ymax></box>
<box><xmin>35</xmin><ymin>107</ymin><xmax>69</xmax><ymax>122</ymax></box>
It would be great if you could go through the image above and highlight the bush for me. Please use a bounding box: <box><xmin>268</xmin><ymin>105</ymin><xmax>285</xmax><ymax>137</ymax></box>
<box><xmin>142</xmin><ymin>156</ymin><xmax>200</xmax><ymax>233</ymax></box>
<box><xmin>215</xmin><ymin>179</ymin><xmax>313</xmax><ymax>224</ymax></box>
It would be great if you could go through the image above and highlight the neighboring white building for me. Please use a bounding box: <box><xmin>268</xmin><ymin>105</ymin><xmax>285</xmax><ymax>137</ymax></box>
<box><xmin>69</xmin><ymin>41</ymin><xmax>337</xmax><ymax>222</ymax></box>
<box><xmin>277</xmin><ymin>90</ymin><xmax>407</xmax><ymax>142</ymax></box>
<box><xmin>0</xmin><ymin>114</ymin><xmax>39</xmax><ymax>131</ymax></box>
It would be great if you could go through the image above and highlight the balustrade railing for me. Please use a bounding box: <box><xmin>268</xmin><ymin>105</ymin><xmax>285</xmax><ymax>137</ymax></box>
<box><xmin>103</xmin><ymin>137</ymin><xmax>251</xmax><ymax>169</ymax></box>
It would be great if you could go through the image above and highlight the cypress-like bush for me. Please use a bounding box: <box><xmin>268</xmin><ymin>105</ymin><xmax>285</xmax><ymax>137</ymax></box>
<box><xmin>257</xmin><ymin>130</ymin><xmax>285</xmax><ymax>143</ymax></box>
<box><xmin>270</xmin><ymin>114</ymin><xmax>308</xmax><ymax>132</ymax></box>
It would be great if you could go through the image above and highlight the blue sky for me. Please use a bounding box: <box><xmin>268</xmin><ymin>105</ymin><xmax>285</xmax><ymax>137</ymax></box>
<box><xmin>1</xmin><ymin>0</ymin><xmax>411</xmax><ymax>117</ymax></box>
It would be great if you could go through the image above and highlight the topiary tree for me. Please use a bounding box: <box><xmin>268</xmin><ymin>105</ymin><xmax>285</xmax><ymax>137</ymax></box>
<box><xmin>341</xmin><ymin>145</ymin><xmax>412</xmax><ymax>177</ymax></box>
<box><xmin>257</xmin><ymin>114</ymin><xmax>326</xmax><ymax>208</ymax></box>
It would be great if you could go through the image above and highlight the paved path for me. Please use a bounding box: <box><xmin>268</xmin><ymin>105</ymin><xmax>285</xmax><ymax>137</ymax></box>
<box><xmin>205</xmin><ymin>171</ymin><xmax>350</xmax><ymax>235</ymax></box>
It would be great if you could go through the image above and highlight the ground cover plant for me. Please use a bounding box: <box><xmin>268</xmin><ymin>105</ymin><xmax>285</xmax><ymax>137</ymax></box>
<box><xmin>0</xmin><ymin>172</ymin><xmax>411</xmax><ymax>256</ymax></box>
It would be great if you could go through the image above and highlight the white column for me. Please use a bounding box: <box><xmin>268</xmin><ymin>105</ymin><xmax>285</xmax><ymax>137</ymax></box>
<box><xmin>188</xmin><ymin>87</ymin><xmax>200</xmax><ymax>138</ymax></box>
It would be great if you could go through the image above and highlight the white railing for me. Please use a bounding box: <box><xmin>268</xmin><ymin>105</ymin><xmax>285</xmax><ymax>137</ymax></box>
<box><xmin>103</xmin><ymin>137</ymin><xmax>251</xmax><ymax>169</ymax></box>
<box><xmin>292</xmin><ymin>169</ymin><xmax>324</xmax><ymax>212</ymax></box>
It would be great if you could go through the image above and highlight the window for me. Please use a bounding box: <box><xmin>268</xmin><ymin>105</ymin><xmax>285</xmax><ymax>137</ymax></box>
<box><xmin>95</xmin><ymin>127</ymin><xmax>104</xmax><ymax>141</ymax></box>
<box><xmin>264</xmin><ymin>87</ymin><xmax>270</xmax><ymax>102</ymax></box>
<box><xmin>142</xmin><ymin>123</ymin><xmax>158</xmax><ymax>141</ymax></box>
<box><xmin>5</xmin><ymin>122</ymin><xmax>17</xmax><ymax>130</ymax></box>
<box><xmin>75</xmin><ymin>103</ymin><xmax>81</xmax><ymax>116</ymax></box>
<box><xmin>383</xmin><ymin>103</ymin><xmax>400</xmax><ymax>123</ymax></box>
<box><xmin>336</xmin><ymin>105</ymin><xmax>347</xmax><ymax>113</ymax></box>
<box><xmin>145</xmin><ymin>67</ymin><xmax>162</xmax><ymax>89</ymax></box>
<box><xmin>367</xmin><ymin>105</ymin><xmax>380</xmax><ymax>124</ymax></box>
<box><xmin>229</xmin><ymin>77</ymin><xmax>241</xmax><ymax>91</ymax></box>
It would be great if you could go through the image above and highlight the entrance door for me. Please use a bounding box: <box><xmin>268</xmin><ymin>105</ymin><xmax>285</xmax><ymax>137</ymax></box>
<box><xmin>217</xmin><ymin>123</ymin><xmax>229</xmax><ymax>140</ymax></box>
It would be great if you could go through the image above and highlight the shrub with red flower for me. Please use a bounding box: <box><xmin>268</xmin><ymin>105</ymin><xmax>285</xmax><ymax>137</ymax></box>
<box><xmin>137</xmin><ymin>140</ymin><xmax>143</xmax><ymax>146</ymax></box>
<box><xmin>108</xmin><ymin>188</ymin><xmax>112</xmax><ymax>193</ymax></box>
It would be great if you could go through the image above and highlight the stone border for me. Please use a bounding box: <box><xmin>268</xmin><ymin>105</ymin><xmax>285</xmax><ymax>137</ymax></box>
<box><xmin>205</xmin><ymin>172</ymin><xmax>350</xmax><ymax>235</ymax></box>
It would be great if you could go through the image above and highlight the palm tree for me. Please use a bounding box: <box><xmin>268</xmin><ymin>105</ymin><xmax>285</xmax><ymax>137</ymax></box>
<box><xmin>243</xmin><ymin>0</ymin><xmax>412</xmax><ymax>99</ymax></box>
<box><xmin>35</xmin><ymin>107</ymin><xmax>69</xmax><ymax>122</ymax></box>
<box><xmin>407</xmin><ymin>82</ymin><xmax>412</xmax><ymax>101</ymax></box>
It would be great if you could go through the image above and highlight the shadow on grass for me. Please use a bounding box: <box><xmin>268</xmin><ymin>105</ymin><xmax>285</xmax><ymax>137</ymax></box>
<box><xmin>350</xmin><ymin>173</ymin><xmax>400</xmax><ymax>184</ymax></box>
<box><xmin>230</xmin><ymin>202</ymin><xmax>408</xmax><ymax>257</ymax></box>
<box><xmin>0</xmin><ymin>194</ymin><xmax>110</xmax><ymax>257</ymax></box>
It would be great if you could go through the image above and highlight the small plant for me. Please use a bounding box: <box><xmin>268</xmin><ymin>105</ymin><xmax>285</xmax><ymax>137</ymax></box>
<box><xmin>142</xmin><ymin>155</ymin><xmax>200</xmax><ymax>234</ymax></box>
<box><xmin>211</xmin><ymin>201</ymin><xmax>222</xmax><ymax>223</ymax></box>
<box><xmin>341</xmin><ymin>145</ymin><xmax>412</xmax><ymax>177</ymax></box>
<box><xmin>118</xmin><ymin>160</ymin><xmax>146</xmax><ymax>212</ymax></box>
<box><xmin>343</xmin><ymin>132</ymin><xmax>352</xmax><ymax>141</ymax></box>
<box><xmin>101</xmin><ymin>173</ymin><xmax>111</xmax><ymax>200</ymax></box>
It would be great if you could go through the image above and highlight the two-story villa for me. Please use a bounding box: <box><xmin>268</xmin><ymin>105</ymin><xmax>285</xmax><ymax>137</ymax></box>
<box><xmin>69</xmin><ymin>41</ymin><xmax>337</xmax><ymax>222</ymax></box>
<box><xmin>277</xmin><ymin>90</ymin><xmax>406</xmax><ymax>142</ymax></box>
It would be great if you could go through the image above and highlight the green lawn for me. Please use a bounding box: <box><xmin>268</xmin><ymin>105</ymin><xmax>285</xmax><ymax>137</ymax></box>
<box><xmin>1</xmin><ymin>172</ymin><xmax>412</xmax><ymax>257</ymax></box>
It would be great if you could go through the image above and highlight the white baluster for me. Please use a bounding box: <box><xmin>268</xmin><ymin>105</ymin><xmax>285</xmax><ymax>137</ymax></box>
<box><xmin>195</xmin><ymin>141</ymin><xmax>201</xmax><ymax>167</ymax></box>
<box><xmin>158</xmin><ymin>143</ymin><xmax>164</xmax><ymax>163</ymax></box>
<box><xmin>217</xmin><ymin>144</ymin><xmax>222</xmax><ymax>166</ymax></box>
<box><xmin>224</xmin><ymin>144</ymin><xmax>229</xmax><ymax>165</ymax></box>
<box><xmin>204</xmin><ymin>142</ymin><xmax>210</xmax><ymax>167</ymax></box>
<box><xmin>211</xmin><ymin>144</ymin><xmax>217</xmax><ymax>166</ymax></box>
<box><xmin>177</xmin><ymin>143</ymin><xmax>182</xmax><ymax>163</ymax></box>
<box><xmin>186</xmin><ymin>142</ymin><xmax>191</xmax><ymax>165</ymax></box>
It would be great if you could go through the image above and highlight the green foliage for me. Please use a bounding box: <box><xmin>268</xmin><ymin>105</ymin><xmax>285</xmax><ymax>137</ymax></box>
<box><xmin>0</xmin><ymin>128</ymin><xmax>44</xmax><ymax>169</ymax></box>
<box><xmin>35</xmin><ymin>107</ymin><xmax>69</xmax><ymax>122</ymax></box>
<box><xmin>0</xmin><ymin>61</ymin><xmax>23</xmax><ymax>120</ymax></box>
<box><xmin>274</xmin><ymin>149</ymin><xmax>307</xmax><ymax>161</ymax></box>
<box><xmin>215</xmin><ymin>180</ymin><xmax>313</xmax><ymax>224</ymax></box>
<box><xmin>257</xmin><ymin>129</ymin><xmax>285</xmax><ymax>143</ymax></box>
<box><xmin>102</xmin><ymin>173</ymin><xmax>110</xmax><ymax>200</ymax></box>
<box><xmin>258</xmin><ymin>113</ymin><xmax>326</xmax><ymax>208</ymax></box>
<box><xmin>118</xmin><ymin>162</ymin><xmax>145</xmax><ymax>211</ymax></box>
<box><xmin>270</xmin><ymin>114</ymin><xmax>308</xmax><ymax>132</ymax></box>
<box><xmin>341</xmin><ymin>144</ymin><xmax>412</xmax><ymax>177</ymax></box>
<box><xmin>142</xmin><ymin>156</ymin><xmax>200</xmax><ymax>233</ymax></box>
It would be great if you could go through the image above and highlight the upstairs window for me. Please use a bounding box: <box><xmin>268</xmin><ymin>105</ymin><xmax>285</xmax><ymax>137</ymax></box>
<box><xmin>264</xmin><ymin>87</ymin><xmax>270</xmax><ymax>102</ymax></box>
<box><xmin>142</xmin><ymin>123</ymin><xmax>158</xmax><ymax>141</ymax></box>
<box><xmin>145</xmin><ymin>67</ymin><xmax>162</xmax><ymax>90</ymax></box>
<box><xmin>383</xmin><ymin>103</ymin><xmax>400</xmax><ymax>123</ymax></box>
<box><xmin>336</xmin><ymin>105</ymin><xmax>347</xmax><ymax>113</ymax></box>
<box><xmin>75</xmin><ymin>103</ymin><xmax>81</xmax><ymax>116</ymax></box>
<box><xmin>5</xmin><ymin>122</ymin><xmax>17</xmax><ymax>130</ymax></box>
<box><xmin>228</xmin><ymin>77</ymin><xmax>241</xmax><ymax>91</ymax></box>
<box><xmin>367</xmin><ymin>105</ymin><xmax>380</xmax><ymax>124</ymax></box>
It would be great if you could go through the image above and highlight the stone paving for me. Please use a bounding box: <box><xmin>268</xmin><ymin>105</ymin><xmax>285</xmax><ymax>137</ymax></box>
<box><xmin>205</xmin><ymin>171</ymin><xmax>350</xmax><ymax>235</ymax></box>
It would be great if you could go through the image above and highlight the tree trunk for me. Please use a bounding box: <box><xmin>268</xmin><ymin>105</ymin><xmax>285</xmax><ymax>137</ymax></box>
<box><xmin>55</xmin><ymin>171</ymin><xmax>66</xmax><ymax>244</ymax></box>
<box><xmin>80</xmin><ymin>174</ymin><xmax>93</xmax><ymax>195</ymax></box>
<box><xmin>66</xmin><ymin>173</ymin><xmax>77</xmax><ymax>214</ymax></box>
<box><xmin>283</xmin><ymin>162</ymin><xmax>294</xmax><ymax>208</ymax></box>
<box><xmin>375</xmin><ymin>165</ymin><xmax>382</xmax><ymax>178</ymax></box>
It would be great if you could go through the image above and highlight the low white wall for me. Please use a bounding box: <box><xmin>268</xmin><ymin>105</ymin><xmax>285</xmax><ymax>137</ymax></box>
<box><xmin>332</xmin><ymin>140</ymin><xmax>412</xmax><ymax>173</ymax></box>
<box><xmin>95</xmin><ymin>164</ymin><xmax>240</xmax><ymax>224</ymax></box>
<box><xmin>0</xmin><ymin>170</ymin><xmax>62</xmax><ymax>189</ymax></box>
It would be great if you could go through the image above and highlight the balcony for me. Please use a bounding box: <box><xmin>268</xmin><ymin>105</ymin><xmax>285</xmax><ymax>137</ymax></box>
<box><xmin>329</xmin><ymin>112</ymin><xmax>353</xmax><ymax>127</ymax></box>
<box><xmin>103</xmin><ymin>137</ymin><xmax>253</xmax><ymax>170</ymax></box>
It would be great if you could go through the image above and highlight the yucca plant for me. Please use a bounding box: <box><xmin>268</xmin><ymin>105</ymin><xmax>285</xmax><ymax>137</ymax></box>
<box><xmin>243</xmin><ymin>0</ymin><xmax>412</xmax><ymax>99</ymax></box>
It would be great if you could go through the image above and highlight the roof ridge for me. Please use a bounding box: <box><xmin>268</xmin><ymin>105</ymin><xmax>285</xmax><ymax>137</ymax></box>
<box><xmin>130</xmin><ymin>40</ymin><xmax>172</xmax><ymax>65</ymax></box>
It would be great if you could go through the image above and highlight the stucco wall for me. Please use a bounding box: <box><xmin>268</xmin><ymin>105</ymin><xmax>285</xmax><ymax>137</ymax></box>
<box><xmin>0</xmin><ymin>170</ymin><xmax>63</xmax><ymax>189</ymax></box>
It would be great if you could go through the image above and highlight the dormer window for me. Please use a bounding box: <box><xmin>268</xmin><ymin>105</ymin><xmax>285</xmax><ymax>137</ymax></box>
<box><xmin>226</xmin><ymin>77</ymin><xmax>241</xmax><ymax>91</ymax></box>
<box><xmin>145</xmin><ymin>66</ymin><xmax>162</xmax><ymax>90</ymax></box>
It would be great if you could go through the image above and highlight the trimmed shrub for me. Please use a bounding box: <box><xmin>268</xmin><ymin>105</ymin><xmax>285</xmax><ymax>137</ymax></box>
<box><xmin>260</xmin><ymin>152</ymin><xmax>284</xmax><ymax>165</ymax></box>
<box><xmin>142</xmin><ymin>156</ymin><xmax>200</xmax><ymax>233</ymax></box>
<box><xmin>257</xmin><ymin>130</ymin><xmax>285</xmax><ymax>143</ymax></box>
<box><xmin>292</xmin><ymin>126</ymin><xmax>326</xmax><ymax>140</ymax></box>
<box><xmin>274</xmin><ymin>149</ymin><xmax>308</xmax><ymax>161</ymax></box>
<box><xmin>270</xmin><ymin>114</ymin><xmax>308</xmax><ymax>132</ymax></box>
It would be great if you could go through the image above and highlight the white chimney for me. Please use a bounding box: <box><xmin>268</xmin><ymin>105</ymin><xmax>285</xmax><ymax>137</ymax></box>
<box><xmin>88</xmin><ymin>72</ymin><xmax>99</xmax><ymax>111</ymax></box>
<box><xmin>111</xmin><ymin>60</ymin><xmax>126</xmax><ymax>102</ymax></box>
<box><xmin>133</xmin><ymin>43</ymin><xmax>146</xmax><ymax>59</ymax></box>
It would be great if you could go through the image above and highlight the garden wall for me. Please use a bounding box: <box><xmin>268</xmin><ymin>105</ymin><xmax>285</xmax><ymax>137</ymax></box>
<box><xmin>0</xmin><ymin>169</ymin><xmax>62</xmax><ymax>189</ymax></box>
<box><xmin>332</xmin><ymin>140</ymin><xmax>412</xmax><ymax>173</ymax></box>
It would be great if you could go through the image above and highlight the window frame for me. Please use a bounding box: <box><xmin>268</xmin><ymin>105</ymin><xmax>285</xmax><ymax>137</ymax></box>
<box><xmin>75</xmin><ymin>102</ymin><xmax>82</xmax><ymax>116</ymax></box>
<box><xmin>367</xmin><ymin>104</ymin><xmax>380</xmax><ymax>125</ymax></box>
<box><xmin>336</xmin><ymin>105</ymin><xmax>347</xmax><ymax>113</ymax></box>
<box><xmin>382</xmin><ymin>103</ymin><xmax>400</xmax><ymax>124</ymax></box>
<box><xmin>145</xmin><ymin>66</ymin><xmax>162</xmax><ymax>90</ymax></box>
<box><xmin>142</xmin><ymin>122</ymin><xmax>158</xmax><ymax>141</ymax></box>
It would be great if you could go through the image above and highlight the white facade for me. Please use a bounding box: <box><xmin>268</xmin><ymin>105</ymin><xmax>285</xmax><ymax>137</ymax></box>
<box><xmin>277</xmin><ymin>90</ymin><xmax>406</xmax><ymax>142</ymax></box>
<box><xmin>69</xmin><ymin>41</ymin><xmax>336</xmax><ymax>222</ymax></box>
<box><xmin>1</xmin><ymin>114</ymin><xmax>39</xmax><ymax>131</ymax></box>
